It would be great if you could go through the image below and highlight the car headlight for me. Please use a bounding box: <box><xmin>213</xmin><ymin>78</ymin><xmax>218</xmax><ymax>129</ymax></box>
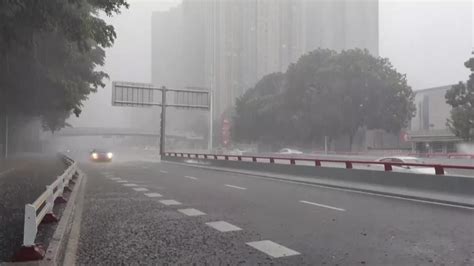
<box><xmin>92</xmin><ymin>153</ymin><xmax>98</xmax><ymax>159</ymax></box>
<box><xmin>107</xmin><ymin>152</ymin><xmax>113</xmax><ymax>159</ymax></box>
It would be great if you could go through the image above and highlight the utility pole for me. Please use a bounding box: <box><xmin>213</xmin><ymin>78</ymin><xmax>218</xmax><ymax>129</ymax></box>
<box><xmin>324</xmin><ymin>135</ymin><xmax>328</xmax><ymax>154</ymax></box>
<box><xmin>160</xmin><ymin>86</ymin><xmax>167</xmax><ymax>157</ymax></box>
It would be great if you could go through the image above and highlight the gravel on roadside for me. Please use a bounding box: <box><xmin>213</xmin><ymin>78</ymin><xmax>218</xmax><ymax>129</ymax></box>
<box><xmin>0</xmin><ymin>154</ymin><xmax>66</xmax><ymax>262</ymax></box>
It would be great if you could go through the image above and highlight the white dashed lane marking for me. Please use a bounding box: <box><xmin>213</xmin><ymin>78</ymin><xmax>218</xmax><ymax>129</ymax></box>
<box><xmin>160</xmin><ymin>170</ymin><xmax>168</xmax><ymax>174</ymax></box>
<box><xmin>116</xmin><ymin>180</ymin><xmax>128</xmax><ymax>183</ymax></box>
<box><xmin>246</xmin><ymin>240</ymin><xmax>300</xmax><ymax>258</ymax></box>
<box><xmin>178</xmin><ymin>208</ymin><xmax>206</xmax><ymax>216</ymax></box>
<box><xmin>133</xmin><ymin>187</ymin><xmax>149</xmax><ymax>192</ymax></box>
<box><xmin>225</xmin><ymin>184</ymin><xmax>247</xmax><ymax>190</ymax></box>
<box><xmin>144</xmin><ymin>193</ymin><xmax>162</xmax><ymax>198</ymax></box>
<box><xmin>299</xmin><ymin>200</ymin><xmax>345</xmax><ymax>212</ymax></box>
<box><xmin>159</xmin><ymin>200</ymin><xmax>182</xmax><ymax>206</ymax></box>
<box><xmin>206</xmin><ymin>221</ymin><xmax>242</xmax><ymax>232</ymax></box>
<box><xmin>110</xmin><ymin>178</ymin><xmax>121</xmax><ymax>180</ymax></box>
<box><xmin>123</xmin><ymin>183</ymin><xmax>138</xmax><ymax>187</ymax></box>
<box><xmin>184</xmin><ymin>176</ymin><xmax>197</xmax><ymax>180</ymax></box>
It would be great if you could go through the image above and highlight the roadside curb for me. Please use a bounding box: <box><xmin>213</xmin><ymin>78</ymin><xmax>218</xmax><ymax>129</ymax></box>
<box><xmin>40</xmin><ymin>170</ymin><xmax>86</xmax><ymax>265</ymax></box>
<box><xmin>163</xmin><ymin>161</ymin><xmax>474</xmax><ymax>209</ymax></box>
<box><xmin>62</xmin><ymin>171</ymin><xmax>87</xmax><ymax>266</ymax></box>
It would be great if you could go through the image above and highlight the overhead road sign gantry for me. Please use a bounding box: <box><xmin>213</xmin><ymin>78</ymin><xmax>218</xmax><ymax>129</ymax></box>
<box><xmin>112</xmin><ymin>81</ymin><xmax>211</xmax><ymax>156</ymax></box>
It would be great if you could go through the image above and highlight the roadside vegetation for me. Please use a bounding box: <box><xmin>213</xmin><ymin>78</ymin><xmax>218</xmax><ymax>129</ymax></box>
<box><xmin>445</xmin><ymin>52</ymin><xmax>474</xmax><ymax>142</ymax></box>
<box><xmin>0</xmin><ymin>0</ymin><xmax>128</xmax><ymax>132</ymax></box>
<box><xmin>232</xmin><ymin>49</ymin><xmax>416</xmax><ymax>150</ymax></box>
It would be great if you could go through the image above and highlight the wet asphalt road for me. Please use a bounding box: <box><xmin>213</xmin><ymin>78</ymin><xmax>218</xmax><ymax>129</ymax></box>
<box><xmin>76</xmin><ymin>160</ymin><xmax>474</xmax><ymax>265</ymax></box>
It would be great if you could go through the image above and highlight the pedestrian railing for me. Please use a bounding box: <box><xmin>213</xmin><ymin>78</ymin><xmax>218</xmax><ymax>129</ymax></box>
<box><xmin>164</xmin><ymin>152</ymin><xmax>474</xmax><ymax>175</ymax></box>
<box><xmin>14</xmin><ymin>154</ymin><xmax>82</xmax><ymax>262</ymax></box>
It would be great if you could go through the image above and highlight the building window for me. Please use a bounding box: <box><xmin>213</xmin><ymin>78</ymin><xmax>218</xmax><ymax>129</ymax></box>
<box><xmin>422</xmin><ymin>95</ymin><xmax>430</xmax><ymax>130</ymax></box>
<box><xmin>446</xmin><ymin>143</ymin><xmax>457</xmax><ymax>153</ymax></box>
<box><xmin>432</xmin><ymin>142</ymin><xmax>443</xmax><ymax>153</ymax></box>
<box><xmin>417</xmin><ymin>102</ymin><xmax>422</xmax><ymax>130</ymax></box>
<box><xmin>416</xmin><ymin>142</ymin><xmax>428</xmax><ymax>153</ymax></box>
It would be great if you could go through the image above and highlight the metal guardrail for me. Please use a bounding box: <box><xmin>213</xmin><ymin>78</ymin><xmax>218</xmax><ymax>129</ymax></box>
<box><xmin>14</xmin><ymin>153</ymin><xmax>82</xmax><ymax>262</ymax></box>
<box><xmin>408</xmin><ymin>152</ymin><xmax>474</xmax><ymax>159</ymax></box>
<box><xmin>165</xmin><ymin>152</ymin><xmax>474</xmax><ymax>175</ymax></box>
<box><xmin>298</xmin><ymin>150</ymin><xmax>473</xmax><ymax>159</ymax></box>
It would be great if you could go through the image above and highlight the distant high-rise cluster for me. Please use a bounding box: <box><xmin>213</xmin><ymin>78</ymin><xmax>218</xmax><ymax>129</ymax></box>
<box><xmin>152</xmin><ymin>0</ymin><xmax>379</xmax><ymax>120</ymax></box>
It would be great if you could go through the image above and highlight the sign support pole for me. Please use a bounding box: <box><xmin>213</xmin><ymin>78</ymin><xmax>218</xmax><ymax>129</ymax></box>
<box><xmin>5</xmin><ymin>115</ymin><xmax>8</xmax><ymax>158</ymax></box>
<box><xmin>160</xmin><ymin>86</ymin><xmax>167</xmax><ymax>157</ymax></box>
<box><xmin>208</xmin><ymin>91</ymin><xmax>213</xmax><ymax>151</ymax></box>
<box><xmin>111</xmin><ymin>82</ymin><xmax>210</xmax><ymax>157</ymax></box>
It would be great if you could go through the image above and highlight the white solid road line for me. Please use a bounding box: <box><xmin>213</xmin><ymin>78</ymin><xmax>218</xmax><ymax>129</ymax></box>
<box><xmin>144</xmin><ymin>192</ymin><xmax>162</xmax><ymax>198</ymax></box>
<box><xmin>225</xmin><ymin>184</ymin><xmax>247</xmax><ymax>190</ymax></box>
<box><xmin>178</xmin><ymin>208</ymin><xmax>206</xmax><ymax>216</ymax></box>
<box><xmin>184</xmin><ymin>175</ymin><xmax>198</xmax><ymax>180</ymax></box>
<box><xmin>299</xmin><ymin>200</ymin><xmax>346</xmax><ymax>212</ymax></box>
<box><xmin>206</xmin><ymin>221</ymin><xmax>242</xmax><ymax>232</ymax></box>
<box><xmin>160</xmin><ymin>170</ymin><xmax>168</xmax><ymax>174</ymax></box>
<box><xmin>123</xmin><ymin>183</ymin><xmax>138</xmax><ymax>187</ymax></box>
<box><xmin>246</xmin><ymin>240</ymin><xmax>300</xmax><ymax>258</ymax></box>
<box><xmin>133</xmin><ymin>187</ymin><xmax>149</xmax><ymax>192</ymax></box>
<box><xmin>159</xmin><ymin>199</ymin><xmax>182</xmax><ymax>206</ymax></box>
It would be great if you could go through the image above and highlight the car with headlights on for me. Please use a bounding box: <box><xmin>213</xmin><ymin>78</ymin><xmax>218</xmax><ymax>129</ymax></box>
<box><xmin>90</xmin><ymin>149</ymin><xmax>114</xmax><ymax>162</ymax></box>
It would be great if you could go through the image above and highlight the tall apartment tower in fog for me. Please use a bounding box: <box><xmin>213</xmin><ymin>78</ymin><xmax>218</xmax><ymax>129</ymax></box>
<box><xmin>151</xmin><ymin>6</ymin><xmax>183</xmax><ymax>88</ymax></box>
<box><xmin>152</xmin><ymin>0</ymin><xmax>379</xmax><ymax>120</ymax></box>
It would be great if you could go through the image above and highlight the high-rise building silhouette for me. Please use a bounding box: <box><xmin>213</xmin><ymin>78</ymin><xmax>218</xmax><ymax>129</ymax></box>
<box><xmin>152</xmin><ymin>0</ymin><xmax>379</xmax><ymax>120</ymax></box>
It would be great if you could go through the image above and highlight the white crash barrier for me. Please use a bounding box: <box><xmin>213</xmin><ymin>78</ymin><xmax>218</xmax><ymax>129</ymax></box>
<box><xmin>14</xmin><ymin>154</ymin><xmax>83</xmax><ymax>261</ymax></box>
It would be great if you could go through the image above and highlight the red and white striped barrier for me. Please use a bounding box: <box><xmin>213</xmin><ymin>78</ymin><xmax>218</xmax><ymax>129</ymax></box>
<box><xmin>13</xmin><ymin>154</ymin><xmax>82</xmax><ymax>262</ymax></box>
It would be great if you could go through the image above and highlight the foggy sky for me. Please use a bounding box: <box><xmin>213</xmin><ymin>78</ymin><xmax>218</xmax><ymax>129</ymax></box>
<box><xmin>69</xmin><ymin>0</ymin><xmax>473</xmax><ymax>129</ymax></box>
<box><xmin>379</xmin><ymin>0</ymin><xmax>473</xmax><ymax>89</ymax></box>
<box><xmin>68</xmin><ymin>1</ymin><xmax>178</xmax><ymax>128</ymax></box>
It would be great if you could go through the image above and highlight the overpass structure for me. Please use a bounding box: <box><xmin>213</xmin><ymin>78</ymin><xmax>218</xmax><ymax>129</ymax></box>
<box><xmin>55</xmin><ymin>127</ymin><xmax>204</xmax><ymax>141</ymax></box>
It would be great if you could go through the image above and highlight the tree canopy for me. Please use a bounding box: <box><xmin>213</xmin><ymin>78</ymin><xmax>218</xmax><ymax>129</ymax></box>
<box><xmin>445</xmin><ymin>52</ymin><xmax>474</xmax><ymax>141</ymax></box>
<box><xmin>232</xmin><ymin>48</ymin><xmax>416</xmax><ymax>149</ymax></box>
<box><xmin>0</xmin><ymin>0</ymin><xmax>128</xmax><ymax>131</ymax></box>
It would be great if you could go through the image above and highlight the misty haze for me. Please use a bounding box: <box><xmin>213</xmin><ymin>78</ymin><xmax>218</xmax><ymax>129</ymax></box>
<box><xmin>0</xmin><ymin>0</ymin><xmax>473</xmax><ymax>264</ymax></box>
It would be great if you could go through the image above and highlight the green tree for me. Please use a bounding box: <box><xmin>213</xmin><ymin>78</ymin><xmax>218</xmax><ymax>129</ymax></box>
<box><xmin>232</xmin><ymin>72</ymin><xmax>287</xmax><ymax>145</ymax></box>
<box><xmin>286</xmin><ymin>49</ymin><xmax>415</xmax><ymax>149</ymax></box>
<box><xmin>232</xmin><ymin>48</ymin><xmax>416</xmax><ymax>151</ymax></box>
<box><xmin>445</xmin><ymin>53</ymin><xmax>474</xmax><ymax>141</ymax></box>
<box><xmin>0</xmin><ymin>0</ymin><xmax>128</xmax><ymax>132</ymax></box>
<box><xmin>41</xmin><ymin>111</ymin><xmax>72</xmax><ymax>134</ymax></box>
